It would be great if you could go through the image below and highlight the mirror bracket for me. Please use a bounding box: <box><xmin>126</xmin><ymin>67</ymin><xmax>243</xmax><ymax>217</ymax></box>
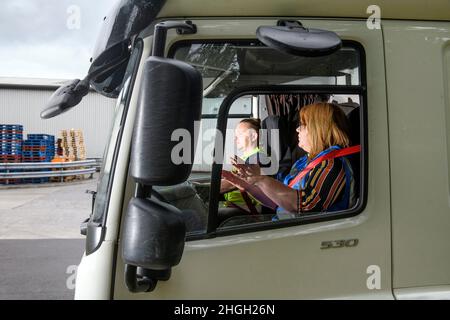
<box><xmin>277</xmin><ymin>19</ymin><xmax>304</xmax><ymax>28</ymax></box>
<box><xmin>125</xmin><ymin>264</ymin><xmax>158</xmax><ymax>293</ymax></box>
<box><xmin>124</xmin><ymin>265</ymin><xmax>172</xmax><ymax>293</ymax></box>
<box><xmin>153</xmin><ymin>20</ymin><xmax>197</xmax><ymax>57</ymax></box>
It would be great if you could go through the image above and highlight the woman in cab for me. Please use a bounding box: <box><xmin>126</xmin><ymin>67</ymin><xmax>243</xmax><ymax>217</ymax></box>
<box><xmin>227</xmin><ymin>102</ymin><xmax>358</xmax><ymax>219</ymax></box>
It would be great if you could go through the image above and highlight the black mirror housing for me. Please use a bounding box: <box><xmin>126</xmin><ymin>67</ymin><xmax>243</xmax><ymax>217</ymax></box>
<box><xmin>88</xmin><ymin>40</ymin><xmax>132</xmax><ymax>98</ymax></box>
<box><xmin>122</xmin><ymin>197</ymin><xmax>186</xmax><ymax>270</ymax></box>
<box><xmin>130</xmin><ymin>56</ymin><xmax>202</xmax><ymax>186</ymax></box>
<box><xmin>40</xmin><ymin>79</ymin><xmax>89</xmax><ymax>119</ymax></box>
<box><xmin>256</xmin><ymin>25</ymin><xmax>342</xmax><ymax>57</ymax></box>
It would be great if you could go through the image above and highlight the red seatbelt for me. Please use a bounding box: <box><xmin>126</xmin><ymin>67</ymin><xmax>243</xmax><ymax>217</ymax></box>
<box><xmin>240</xmin><ymin>190</ymin><xmax>259</xmax><ymax>215</ymax></box>
<box><xmin>288</xmin><ymin>145</ymin><xmax>361</xmax><ymax>188</ymax></box>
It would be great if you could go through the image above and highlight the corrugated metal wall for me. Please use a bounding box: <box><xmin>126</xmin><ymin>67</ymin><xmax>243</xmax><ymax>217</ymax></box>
<box><xmin>0</xmin><ymin>88</ymin><xmax>116</xmax><ymax>158</ymax></box>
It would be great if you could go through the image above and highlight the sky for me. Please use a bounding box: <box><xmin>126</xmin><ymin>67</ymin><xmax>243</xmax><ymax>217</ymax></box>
<box><xmin>0</xmin><ymin>0</ymin><xmax>120</xmax><ymax>80</ymax></box>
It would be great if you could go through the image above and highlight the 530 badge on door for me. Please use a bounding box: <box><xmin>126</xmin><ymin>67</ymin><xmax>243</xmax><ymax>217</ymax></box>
<box><xmin>320</xmin><ymin>239</ymin><xmax>359</xmax><ymax>249</ymax></box>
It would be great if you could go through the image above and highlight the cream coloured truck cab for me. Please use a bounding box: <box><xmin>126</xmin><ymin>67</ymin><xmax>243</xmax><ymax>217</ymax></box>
<box><xmin>43</xmin><ymin>0</ymin><xmax>450</xmax><ymax>300</ymax></box>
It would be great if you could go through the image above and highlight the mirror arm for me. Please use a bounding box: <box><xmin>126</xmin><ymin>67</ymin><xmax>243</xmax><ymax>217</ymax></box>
<box><xmin>135</xmin><ymin>182</ymin><xmax>152</xmax><ymax>199</ymax></box>
<box><xmin>74</xmin><ymin>77</ymin><xmax>90</xmax><ymax>96</ymax></box>
<box><xmin>152</xmin><ymin>20</ymin><xmax>197</xmax><ymax>57</ymax></box>
<box><xmin>124</xmin><ymin>264</ymin><xmax>157</xmax><ymax>293</ymax></box>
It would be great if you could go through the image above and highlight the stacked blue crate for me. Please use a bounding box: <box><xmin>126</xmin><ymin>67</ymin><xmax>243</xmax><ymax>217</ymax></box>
<box><xmin>0</xmin><ymin>124</ymin><xmax>23</xmax><ymax>184</ymax></box>
<box><xmin>22</xmin><ymin>134</ymin><xmax>55</xmax><ymax>184</ymax></box>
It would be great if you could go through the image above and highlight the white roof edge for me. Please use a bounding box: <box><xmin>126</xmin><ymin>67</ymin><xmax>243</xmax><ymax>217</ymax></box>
<box><xmin>0</xmin><ymin>77</ymin><xmax>70</xmax><ymax>87</ymax></box>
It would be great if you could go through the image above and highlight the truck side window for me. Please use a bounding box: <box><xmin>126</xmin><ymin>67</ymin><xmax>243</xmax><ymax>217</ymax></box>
<box><xmin>217</xmin><ymin>94</ymin><xmax>362</xmax><ymax>229</ymax></box>
<box><xmin>169</xmin><ymin>40</ymin><xmax>366</xmax><ymax>237</ymax></box>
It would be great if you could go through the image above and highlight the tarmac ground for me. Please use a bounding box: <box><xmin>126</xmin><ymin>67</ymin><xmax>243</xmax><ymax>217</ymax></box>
<box><xmin>0</xmin><ymin>176</ymin><xmax>97</xmax><ymax>299</ymax></box>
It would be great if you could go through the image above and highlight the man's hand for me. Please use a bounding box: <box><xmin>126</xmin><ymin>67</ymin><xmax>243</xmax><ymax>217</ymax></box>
<box><xmin>230</xmin><ymin>156</ymin><xmax>262</xmax><ymax>185</ymax></box>
<box><xmin>220</xmin><ymin>179</ymin><xmax>236</xmax><ymax>193</ymax></box>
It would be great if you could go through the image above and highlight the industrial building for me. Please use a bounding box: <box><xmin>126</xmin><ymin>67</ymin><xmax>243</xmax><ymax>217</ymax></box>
<box><xmin>0</xmin><ymin>77</ymin><xmax>116</xmax><ymax>159</ymax></box>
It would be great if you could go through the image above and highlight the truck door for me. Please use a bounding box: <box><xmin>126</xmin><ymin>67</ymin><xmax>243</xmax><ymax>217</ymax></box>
<box><xmin>113</xmin><ymin>18</ymin><xmax>392</xmax><ymax>299</ymax></box>
<box><xmin>383</xmin><ymin>20</ymin><xmax>450</xmax><ymax>298</ymax></box>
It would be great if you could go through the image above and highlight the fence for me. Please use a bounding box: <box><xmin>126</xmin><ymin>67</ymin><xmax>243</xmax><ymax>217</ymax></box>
<box><xmin>0</xmin><ymin>160</ymin><xmax>97</xmax><ymax>184</ymax></box>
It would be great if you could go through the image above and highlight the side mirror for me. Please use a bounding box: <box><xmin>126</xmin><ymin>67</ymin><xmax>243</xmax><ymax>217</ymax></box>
<box><xmin>123</xmin><ymin>54</ymin><xmax>202</xmax><ymax>293</ymax></box>
<box><xmin>256</xmin><ymin>22</ymin><xmax>342</xmax><ymax>57</ymax></box>
<box><xmin>88</xmin><ymin>40</ymin><xmax>132</xmax><ymax>98</ymax></box>
<box><xmin>40</xmin><ymin>79</ymin><xmax>89</xmax><ymax>119</ymax></box>
<box><xmin>129</xmin><ymin>56</ymin><xmax>203</xmax><ymax>186</ymax></box>
<box><xmin>121</xmin><ymin>197</ymin><xmax>186</xmax><ymax>293</ymax></box>
<box><xmin>40</xmin><ymin>41</ymin><xmax>132</xmax><ymax>119</ymax></box>
<box><xmin>122</xmin><ymin>197</ymin><xmax>186</xmax><ymax>270</ymax></box>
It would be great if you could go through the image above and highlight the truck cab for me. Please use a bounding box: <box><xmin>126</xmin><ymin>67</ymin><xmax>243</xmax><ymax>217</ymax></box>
<box><xmin>44</xmin><ymin>0</ymin><xmax>450</xmax><ymax>299</ymax></box>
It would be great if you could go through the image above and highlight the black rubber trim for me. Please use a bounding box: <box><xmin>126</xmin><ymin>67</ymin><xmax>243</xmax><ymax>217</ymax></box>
<box><xmin>100</xmin><ymin>39</ymin><xmax>144</xmax><ymax>228</ymax></box>
<box><xmin>109</xmin><ymin>40</ymin><xmax>144</xmax><ymax>300</ymax></box>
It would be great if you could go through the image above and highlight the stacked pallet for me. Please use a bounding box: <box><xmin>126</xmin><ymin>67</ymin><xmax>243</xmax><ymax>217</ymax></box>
<box><xmin>60</xmin><ymin>129</ymin><xmax>86</xmax><ymax>161</ymax></box>
<box><xmin>58</xmin><ymin>129</ymin><xmax>87</xmax><ymax>181</ymax></box>
<box><xmin>22</xmin><ymin>134</ymin><xmax>55</xmax><ymax>184</ymax></box>
<box><xmin>0</xmin><ymin>124</ymin><xmax>23</xmax><ymax>184</ymax></box>
<box><xmin>60</xmin><ymin>130</ymin><xmax>72</xmax><ymax>161</ymax></box>
<box><xmin>56</xmin><ymin>138</ymin><xmax>63</xmax><ymax>157</ymax></box>
<box><xmin>70</xmin><ymin>129</ymin><xmax>86</xmax><ymax>160</ymax></box>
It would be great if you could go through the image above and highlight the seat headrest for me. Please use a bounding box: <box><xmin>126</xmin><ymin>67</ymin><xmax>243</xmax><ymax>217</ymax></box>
<box><xmin>347</xmin><ymin>108</ymin><xmax>360</xmax><ymax>145</ymax></box>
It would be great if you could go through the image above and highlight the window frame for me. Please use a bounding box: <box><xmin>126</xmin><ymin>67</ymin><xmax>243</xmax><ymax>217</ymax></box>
<box><xmin>89</xmin><ymin>40</ymin><xmax>143</xmax><ymax>226</ymax></box>
<box><xmin>169</xmin><ymin>40</ymin><xmax>368</xmax><ymax>241</ymax></box>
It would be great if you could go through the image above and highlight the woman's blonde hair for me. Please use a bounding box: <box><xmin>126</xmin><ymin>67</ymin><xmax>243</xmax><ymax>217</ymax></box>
<box><xmin>300</xmin><ymin>102</ymin><xmax>350</xmax><ymax>159</ymax></box>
